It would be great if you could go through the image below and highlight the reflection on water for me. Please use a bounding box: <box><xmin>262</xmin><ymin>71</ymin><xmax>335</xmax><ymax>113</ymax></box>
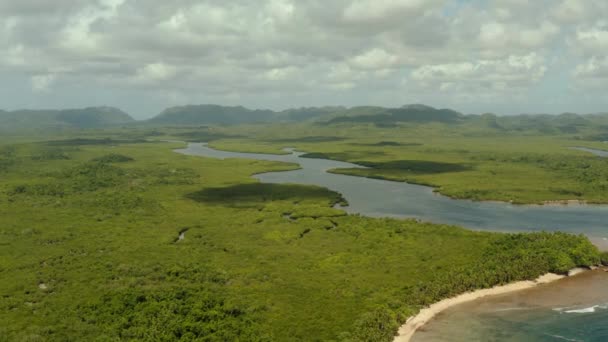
<box><xmin>177</xmin><ymin>143</ymin><xmax>608</xmax><ymax>240</ymax></box>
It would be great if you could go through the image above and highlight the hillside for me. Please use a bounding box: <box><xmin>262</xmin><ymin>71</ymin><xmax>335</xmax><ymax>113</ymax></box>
<box><xmin>0</xmin><ymin>107</ymin><xmax>134</xmax><ymax>132</ymax></box>
<box><xmin>145</xmin><ymin>104</ymin><xmax>467</xmax><ymax>126</ymax></box>
<box><xmin>144</xmin><ymin>104</ymin><xmax>608</xmax><ymax>136</ymax></box>
<box><xmin>324</xmin><ymin>104</ymin><xmax>464</xmax><ymax>125</ymax></box>
<box><xmin>280</xmin><ymin>106</ymin><xmax>345</xmax><ymax>122</ymax></box>
<box><xmin>464</xmin><ymin>112</ymin><xmax>608</xmax><ymax>136</ymax></box>
<box><xmin>147</xmin><ymin>104</ymin><xmax>278</xmax><ymax>125</ymax></box>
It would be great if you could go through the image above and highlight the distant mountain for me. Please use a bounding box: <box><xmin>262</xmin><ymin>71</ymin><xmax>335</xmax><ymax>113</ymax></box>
<box><xmin>0</xmin><ymin>107</ymin><xmax>134</xmax><ymax>132</ymax></box>
<box><xmin>146</xmin><ymin>104</ymin><xmax>472</xmax><ymax>127</ymax></box>
<box><xmin>280</xmin><ymin>106</ymin><xmax>345</xmax><ymax>122</ymax></box>
<box><xmin>324</xmin><ymin>104</ymin><xmax>464</xmax><ymax>125</ymax></box>
<box><xmin>147</xmin><ymin>105</ymin><xmax>364</xmax><ymax>126</ymax></box>
<box><xmin>147</xmin><ymin>105</ymin><xmax>277</xmax><ymax>125</ymax></box>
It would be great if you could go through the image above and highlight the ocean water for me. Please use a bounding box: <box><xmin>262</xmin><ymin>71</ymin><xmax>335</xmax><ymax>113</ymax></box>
<box><xmin>412</xmin><ymin>270</ymin><xmax>608</xmax><ymax>342</ymax></box>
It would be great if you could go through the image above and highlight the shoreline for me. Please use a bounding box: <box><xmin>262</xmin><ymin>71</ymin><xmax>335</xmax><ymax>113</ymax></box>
<box><xmin>393</xmin><ymin>269</ymin><xmax>588</xmax><ymax>342</ymax></box>
<box><xmin>541</xmin><ymin>199</ymin><xmax>588</xmax><ymax>206</ymax></box>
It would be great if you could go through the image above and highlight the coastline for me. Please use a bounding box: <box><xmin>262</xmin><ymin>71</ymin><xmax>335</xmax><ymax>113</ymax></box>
<box><xmin>393</xmin><ymin>270</ymin><xmax>587</xmax><ymax>342</ymax></box>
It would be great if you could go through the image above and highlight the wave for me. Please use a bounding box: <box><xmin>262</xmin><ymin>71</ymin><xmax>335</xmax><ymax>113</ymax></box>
<box><xmin>544</xmin><ymin>334</ymin><xmax>583</xmax><ymax>342</ymax></box>
<box><xmin>564</xmin><ymin>306</ymin><xmax>598</xmax><ymax>313</ymax></box>
<box><xmin>543</xmin><ymin>333</ymin><xmax>583</xmax><ymax>342</ymax></box>
<box><xmin>554</xmin><ymin>303</ymin><xmax>608</xmax><ymax>314</ymax></box>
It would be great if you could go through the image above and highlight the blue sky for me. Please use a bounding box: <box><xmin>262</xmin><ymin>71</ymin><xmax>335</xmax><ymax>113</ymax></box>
<box><xmin>1</xmin><ymin>0</ymin><xmax>607</xmax><ymax>118</ymax></box>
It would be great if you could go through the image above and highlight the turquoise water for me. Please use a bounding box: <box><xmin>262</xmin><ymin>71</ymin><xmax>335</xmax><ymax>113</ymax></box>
<box><xmin>412</xmin><ymin>270</ymin><xmax>608</xmax><ymax>341</ymax></box>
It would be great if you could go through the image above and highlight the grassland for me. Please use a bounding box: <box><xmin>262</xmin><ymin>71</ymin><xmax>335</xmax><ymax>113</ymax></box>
<box><xmin>0</xmin><ymin>131</ymin><xmax>602</xmax><ymax>341</ymax></box>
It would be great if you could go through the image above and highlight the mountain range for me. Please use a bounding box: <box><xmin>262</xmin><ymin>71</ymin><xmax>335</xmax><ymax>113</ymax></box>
<box><xmin>1</xmin><ymin>104</ymin><xmax>607</xmax><ymax>136</ymax></box>
<box><xmin>0</xmin><ymin>107</ymin><xmax>134</xmax><ymax>132</ymax></box>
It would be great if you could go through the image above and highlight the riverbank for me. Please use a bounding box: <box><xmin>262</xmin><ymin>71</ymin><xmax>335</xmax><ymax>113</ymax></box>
<box><xmin>393</xmin><ymin>270</ymin><xmax>589</xmax><ymax>342</ymax></box>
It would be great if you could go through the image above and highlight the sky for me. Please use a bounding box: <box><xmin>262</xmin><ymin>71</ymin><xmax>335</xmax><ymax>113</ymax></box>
<box><xmin>1</xmin><ymin>0</ymin><xmax>608</xmax><ymax>119</ymax></box>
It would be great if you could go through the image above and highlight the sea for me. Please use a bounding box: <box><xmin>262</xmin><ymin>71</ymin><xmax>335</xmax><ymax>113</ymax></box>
<box><xmin>412</xmin><ymin>270</ymin><xmax>608</xmax><ymax>341</ymax></box>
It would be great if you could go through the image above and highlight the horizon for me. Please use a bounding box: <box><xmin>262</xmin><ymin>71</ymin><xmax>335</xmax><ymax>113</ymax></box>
<box><xmin>2</xmin><ymin>1</ymin><xmax>608</xmax><ymax>119</ymax></box>
<box><xmin>1</xmin><ymin>102</ymin><xmax>607</xmax><ymax>119</ymax></box>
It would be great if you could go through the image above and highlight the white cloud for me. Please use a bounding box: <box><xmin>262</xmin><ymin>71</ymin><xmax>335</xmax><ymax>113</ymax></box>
<box><xmin>574</xmin><ymin>23</ymin><xmax>608</xmax><ymax>56</ymax></box>
<box><xmin>134</xmin><ymin>62</ymin><xmax>178</xmax><ymax>84</ymax></box>
<box><xmin>59</xmin><ymin>0</ymin><xmax>125</xmax><ymax>53</ymax></box>
<box><xmin>1</xmin><ymin>0</ymin><xmax>608</xmax><ymax>115</ymax></box>
<box><xmin>343</xmin><ymin>0</ymin><xmax>431</xmax><ymax>23</ymax></box>
<box><xmin>31</xmin><ymin>74</ymin><xmax>56</xmax><ymax>92</ymax></box>
<box><xmin>553</xmin><ymin>0</ymin><xmax>588</xmax><ymax>22</ymax></box>
<box><xmin>349</xmin><ymin>48</ymin><xmax>399</xmax><ymax>70</ymax></box>
<box><xmin>410</xmin><ymin>53</ymin><xmax>547</xmax><ymax>93</ymax></box>
<box><xmin>574</xmin><ymin>56</ymin><xmax>608</xmax><ymax>79</ymax></box>
<box><xmin>479</xmin><ymin>22</ymin><xmax>506</xmax><ymax>46</ymax></box>
<box><xmin>265</xmin><ymin>0</ymin><xmax>295</xmax><ymax>23</ymax></box>
<box><xmin>264</xmin><ymin>66</ymin><xmax>298</xmax><ymax>81</ymax></box>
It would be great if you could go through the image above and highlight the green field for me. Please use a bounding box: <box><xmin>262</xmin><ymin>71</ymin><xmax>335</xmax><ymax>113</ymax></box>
<box><xmin>0</xmin><ymin>128</ymin><xmax>603</xmax><ymax>341</ymax></box>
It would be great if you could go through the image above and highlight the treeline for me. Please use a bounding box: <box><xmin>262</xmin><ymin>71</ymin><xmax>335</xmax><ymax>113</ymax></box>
<box><xmin>344</xmin><ymin>232</ymin><xmax>601</xmax><ymax>341</ymax></box>
<box><xmin>473</xmin><ymin>151</ymin><xmax>608</xmax><ymax>194</ymax></box>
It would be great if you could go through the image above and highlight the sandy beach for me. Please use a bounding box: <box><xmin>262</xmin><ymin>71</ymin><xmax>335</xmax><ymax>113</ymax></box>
<box><xmin>393</xmin><ymin>272</ymin><xmax>575</xmax><ymax>342</ymax></box>
<box><xmin>541</xmin><ymin>199</ymin><xmax>588</xmax><ymax>206</ymax></box>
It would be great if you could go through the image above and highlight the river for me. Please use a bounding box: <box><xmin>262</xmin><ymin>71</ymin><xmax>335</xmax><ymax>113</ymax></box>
<box><xmin>176</xmin><ymin>142</ymin><xmax>608</xmax><ymax>341</ymax></box>
<box><xmin>176</xmin><ymin>143</ymin><xmax>608</xmax><ymax>243</ymax></box>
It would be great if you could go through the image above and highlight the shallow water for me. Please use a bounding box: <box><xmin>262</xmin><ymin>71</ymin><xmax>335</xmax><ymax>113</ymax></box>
<box><xmin>176</xmin><ymin>143</ymin><xmax>608</xmax><ymax>240</ymax></box>
<box><xmin>412</xmin><ymin>270</ymin><xmax>608</xmax><ymax>342</ymax></box>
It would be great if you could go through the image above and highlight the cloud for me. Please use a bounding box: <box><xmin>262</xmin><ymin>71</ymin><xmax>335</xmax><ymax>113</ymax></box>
<box><xmin>342</xmin><ymin>0</ymin><xmax>434</xmax><ymax>23</ymax></box>
<box><xmin>410</xmin><ymin>53</ymin><xmax>547</xmax><ymax>94</ymax></box>
<box><xmin>1</xmin><ymin>0</ymin><xmax>608</xmax><ymax>116</ymax></box>
<box><xmin>349</xmin><ymin>48</ymin><xmax>399</xmax><ymax>70</ymax></box>
<box><xmin>573</xmin><ymin>23</ymin><xmax>608</xmax><ymax>56</ymax></box>
<box><xmin>575</xmin><ymin>57</ymin><xmax>607</xmax><ymax>75</ymax></box>
<box><xmin>134</xmin><ymin>62</ymin><xmax>178</xmax><ymax>84</ymax></box>
<box><xmin>31</xmin><ymin>74</ymin><xmax>56</xmax><ymax>92</ymax></box>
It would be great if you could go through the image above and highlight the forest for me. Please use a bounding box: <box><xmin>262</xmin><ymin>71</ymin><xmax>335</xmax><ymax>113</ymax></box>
<box><xmin>0</xmin><ymin>125</ymin><xmax>604</xmax><ymax>341</ymax></box>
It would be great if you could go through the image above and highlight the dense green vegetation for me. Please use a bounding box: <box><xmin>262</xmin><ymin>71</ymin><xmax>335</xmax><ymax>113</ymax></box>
<box><xmin>601</xmin><ymin>252</ymin><xmax>608</xmax><ymax>266</ymax></box>
<box><xmin>3</xmin><ymin>107</ymin><xmax>608</xmax><ymax>340</ymax></box>
<box><xmin>0</xmin><ymin>134</ymin><xmax>603</xmax><ymax>341</ymax></box>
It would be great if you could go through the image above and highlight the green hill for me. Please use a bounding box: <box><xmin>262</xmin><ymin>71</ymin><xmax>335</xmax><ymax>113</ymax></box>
<box><xmin>280</xmin><ymin>106</ymin><xmax>345</xmax><ymax>122</ymax></box>
<box><xmin>0</xmin><ymin>107</ymin><xmax>134</xmax><ymax>132</ymax></box>
<box><xmin>147</xmin><ymin>105</ymin><xmax>278</xmax><ymax>125</ymax></box>
<box><xmin>324</xmin><ymin>104</ymin><xmax>464</xmax><ymax>125</ymax></box>
<box><xmin>146</xmin><ymin>104</ymin><xmax>466</xmax><ymax>126</ymax></box>
<box><xmin>147</xmin><ymin>104</ymin><xmax>345</xmax><ymax>125</ymax></box>
<box><xmin>463</xmin><ymin>112</ymin><xmax>608</xmax><ymax>136</ymax></box>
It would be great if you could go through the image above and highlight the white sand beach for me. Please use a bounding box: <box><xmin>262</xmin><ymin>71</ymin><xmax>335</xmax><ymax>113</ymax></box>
<box><xmin>393</xmin><ymin>272</ymin><xmax>572</xmax><ymax>342</ymax></box>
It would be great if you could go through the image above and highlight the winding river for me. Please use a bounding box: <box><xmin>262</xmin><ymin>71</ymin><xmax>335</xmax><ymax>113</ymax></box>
<box><xmin>176</xmin><ymin>143</ymin><xmax>608</xmax><ymax>243</ymax></box>
<box><xmin>176</xmin><ymin>143</ymin><xmax>608</xmax><ymax>341</ymax></box>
